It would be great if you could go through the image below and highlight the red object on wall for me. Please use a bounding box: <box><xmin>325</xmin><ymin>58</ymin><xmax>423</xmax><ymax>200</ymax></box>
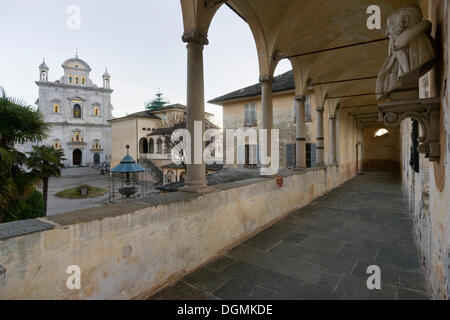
<box><xmin>276</xmin><ymin>176</ymin><xmax>283</xmax><ymax>187</ymax></box>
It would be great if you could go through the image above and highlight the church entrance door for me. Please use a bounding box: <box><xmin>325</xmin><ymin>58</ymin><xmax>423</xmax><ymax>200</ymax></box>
<box><xmin>73</xmin><ymin>149</ymin><xmax>82</xmax><ymax>166</ymax></box>
<box><xmin>93</xmin><ymin>153</ymin><xmax>100</xmax><ymax>164</ymax></box>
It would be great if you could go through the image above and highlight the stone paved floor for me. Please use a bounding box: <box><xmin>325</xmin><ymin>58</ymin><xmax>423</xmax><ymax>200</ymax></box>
<box><xmin>149</xmin><ymin>172</ymin><xmax>431</xmax><ymax>300</ymax></box>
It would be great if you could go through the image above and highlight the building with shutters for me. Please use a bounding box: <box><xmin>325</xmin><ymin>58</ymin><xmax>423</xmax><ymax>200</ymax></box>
<box><xmin>209</xmin><ymin>70</ymin><xmax>322</xmax><ymax>169</ymax></box>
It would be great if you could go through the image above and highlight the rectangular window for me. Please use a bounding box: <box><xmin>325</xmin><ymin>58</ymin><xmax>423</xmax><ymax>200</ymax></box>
<box><xmin>244</xmin><ymin>103</ymin><xmax>257</xmax><ymax>127</ymax></box>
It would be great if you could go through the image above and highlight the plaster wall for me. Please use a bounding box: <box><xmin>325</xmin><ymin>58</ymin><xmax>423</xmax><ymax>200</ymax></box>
<box><xmin>0</xmin><ymin>165</ymin><xmax>356</xmax><ymax>299</ymax></box>
<box><xmin>400</xmin><ymin>0</ymin><xmax>450</xmax><ymax>299</ymax></box>
<box><xmin>363</xmin><ymin>127</ymin><xmax>400</xmax><ymax>170</ymax></box>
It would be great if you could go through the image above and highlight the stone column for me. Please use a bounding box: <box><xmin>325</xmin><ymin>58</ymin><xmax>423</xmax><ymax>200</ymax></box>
<box><xmin>329</xmin><ymin>114</ymin><xmax>336</xmax><ymax>165</ymax></box>
<box><xmin>316</xmin><ymin>106</ymin><xmax>325</xmax><ymax>166</ymax></box>
<box><xmin>260</xmin><ymin>75</ymin><xmax>273</xmax><ymax>172</ymax></box>
<box><xmin>180</xmin><ymin>31</ymin><xmax>212</xmax><ymax>193</ymax></box>
<box><xmin>295</xmin><ymin>95</ymin><xmax>306</xmax><ymax>169</ymax></box>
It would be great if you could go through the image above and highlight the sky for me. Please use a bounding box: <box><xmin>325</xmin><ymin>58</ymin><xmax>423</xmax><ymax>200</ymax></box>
<box><xmin>0</xmin><ymin>0</ymin><xmax>291</xmax><ymax>127</ymax></box>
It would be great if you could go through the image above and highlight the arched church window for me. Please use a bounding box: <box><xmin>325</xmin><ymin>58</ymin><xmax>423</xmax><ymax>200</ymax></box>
<box><xmin>75</xmin><ymin>76</ymin><xmax>79</xmax><ymax>84</ymax></box>
<box><xmin>69</xmin><ymin>74</ymin><xmax>73</xmax><ymax>83</ymax></box>
<box><xmin>82</xmin><ymin>77</ymin><xmax>86</xmax><ymax>85</ymax></box>
<box><xmin>54</xmin><ymin>104</ymin><xmax>59</xmax><ymax>113</ymax></box>
<box><xmin>94</xmin><ymin>107</ymin><xmax>99</xmax><ymax>116</ymax></box>
<box><xmin>157</xmin><ymin>138</ymin><xmax>163</xmax><ymax>154</ymax></box>
<box><xmin>73</xmin><ymin>104</ymin><xmax>81</xmax><ymax>118</ymax></box>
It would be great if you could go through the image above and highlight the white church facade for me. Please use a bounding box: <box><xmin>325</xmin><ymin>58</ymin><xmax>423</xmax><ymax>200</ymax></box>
<box><xmin>35</xmin><ymin>55</ymin><xmax>113</xmax><ymax>166</ymax></box>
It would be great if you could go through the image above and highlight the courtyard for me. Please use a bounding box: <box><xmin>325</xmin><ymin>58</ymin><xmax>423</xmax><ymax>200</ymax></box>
<box><xmin>150</xmin><ymin>171</ymin><xmax>430</xmax><ymax>300</ymax></box>
<box><xmin>46</xmin><ymin>167</ymin><xmax>109</xmax><ymax>215</ymax></box>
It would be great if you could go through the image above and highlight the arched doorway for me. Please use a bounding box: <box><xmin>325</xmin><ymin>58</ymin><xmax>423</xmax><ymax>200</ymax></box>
<box><xmin>73</xmin><ymin>149</ymin><xmax>82</xmax><ymax>165</ymax></box>
<box><xmin>167</xmin><ymin>170</ymin><xmax>175</xmax><ymax>183</ymax></box>
<box><xmin>93</xmin><ymin>153</ymin><xmax>100</xmax><ymax>164</ymax></box>
<box><xmin>180</xmin><ymin>171</ymin><xmax>186</xmax><ymax>182</ymax></box>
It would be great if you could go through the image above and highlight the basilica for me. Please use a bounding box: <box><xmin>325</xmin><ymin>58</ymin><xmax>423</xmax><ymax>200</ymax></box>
<box><xmin>35</xmin><ymin>54</ymin><xmax>113</xmax><ymax>166</ymax></box>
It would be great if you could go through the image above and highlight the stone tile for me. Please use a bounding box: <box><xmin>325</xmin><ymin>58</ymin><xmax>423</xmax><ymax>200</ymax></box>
<box><xmin>0</xmin><ymin>219</ymin><xmax>54</xmax><ymax>240</ymax></box>
<box><xmin>307</xmin><ymin>251</ymin><xmax>358</xmax><ymax>273</ymax></box>
<box><xmin>399</xmin><ymin>270</ymin><xmax>428</xmax><ymax>293</ymax></box>
<box><xmin>375</xmin><ymin>246</ymin><xmax>421</xmax><ymax>271</ymax></box>
<box><xmin>242</xmin><ymin>224</ymin><xmax>295</xmax><ymax>250</ymax></box>
<box><xmin>338</xmin><ymin>243</ymin><xmax>379</xmax><ymax>261</ymax></box>
<box><xmin>337</xmin><ymin>274</ymin><xmax>398</xmax><ymax>300</ymax></box>
<box><xmin>206</xmin><ymin>255</ymin><xmax>235</xmax><ymax>272</ymax></box>
<box><xmin>283</xmin><ymin>231</ymin><xmax>310</xmax><ymax>244</ymax></box>
<box><xmin>212</xmin><ymin>277</ymin><xmax>284</xmax><ymax>300</ymax></box>
<box><xmin>398</xmin><ymin>288</ymin><xmax>430</xmax><ymax>300</ymax></box>
<box><xmin>226</xmin><ymin>245</ymin><xmax>326</xmax><ymax>284</ymax></box>
<box><xmin>150</xmin><ymin>281</ymin><xmax>209</xmax><ymax>300</ymax></box>
<box><xmin>221</xmin><ymin>261</ymin><xmax>312</xmax><ymax>299</ymax></box>
<box><xmin>182</xmin><ymin>266</ymin><xmax>231</xmax><ymax>293</ymax></box>
<box><xmin>296</xmin><ymin>236</ymin><xmax>345</xmax><ymax>254</ymax></box>
<box><xmin>269</xmin><ymin>241</ymin><xmax>316</xmax><ymax>260</ymax></box>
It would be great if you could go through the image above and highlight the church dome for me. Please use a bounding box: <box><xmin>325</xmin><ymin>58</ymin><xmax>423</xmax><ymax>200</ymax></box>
<box><xmin>61</xmin><ymin>56</ymin><xmax>91</xmax><ymax>72</ymax></box>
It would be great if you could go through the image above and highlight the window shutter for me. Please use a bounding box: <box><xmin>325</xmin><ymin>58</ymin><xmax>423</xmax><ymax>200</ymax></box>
<box><xmin>249</xmin><ymin>145</ymin><xmax>257</xmax><ymax>165</ymax></box>
<box><xmin>256</xmin><ymin>144</ymin><xmax>261</xmax><ymax>167</ymax></box>
<box><xmin>250</xmin><ymin>103</ymin><xmax>257</xmax><ymax>124</ymax></box>
<box><xmin>286</xmin><ymin>144</ymin><xmax>295</xmax><ymax>168</ymax></box>
<box><xmin>237</xmin><ymin>145</ymin><xmax>245</xmax><ymax>166</ymax></box>
<box><xmin>310</xmin><ymin>143</ymin><xmax>317</xmax><ymax>166</ymax></box>
<box><xmin>244</xmin><ymin>104</ymin><xmax>250</xmax><ymax>124</ymax></box>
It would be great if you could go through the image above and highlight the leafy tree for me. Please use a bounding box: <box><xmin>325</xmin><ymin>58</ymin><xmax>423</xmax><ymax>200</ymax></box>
<box><xmin>2</xmin><ymin>189</ymin><xmax>45</xmax><ymax>223</ymax></box>
<box><xmin>28</xmin><ymin>145</ymin><xmax>65</xmax><ymax>214</ymax></box>
<box><xmin>0</xmin><ymin>87</ymin><xmax>48</xmax><ymax>221</ymax></box>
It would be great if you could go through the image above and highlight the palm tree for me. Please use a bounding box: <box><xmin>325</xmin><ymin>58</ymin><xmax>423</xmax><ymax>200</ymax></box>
<box><xmin>28</xmin><ymin>145</ymin><xmax>65</xmax><ymax>214</ymax></box>
<box><xmin>0</xmin><ymin>87</ymin><xmax>48</xmax><ymax>219</ymax></box>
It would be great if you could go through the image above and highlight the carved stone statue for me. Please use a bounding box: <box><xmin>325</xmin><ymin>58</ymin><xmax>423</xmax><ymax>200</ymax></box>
<box><xmin>376</xmin><ymin>5</ymin><xmax>436</xmax><ymax>100</ymax></box>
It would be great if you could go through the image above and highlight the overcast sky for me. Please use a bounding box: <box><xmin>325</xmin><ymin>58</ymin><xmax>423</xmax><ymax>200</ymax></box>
<box><xmin>0</xmin><ymin>0</ymin><xmax>291</xmax><ymax>126</ymax></box>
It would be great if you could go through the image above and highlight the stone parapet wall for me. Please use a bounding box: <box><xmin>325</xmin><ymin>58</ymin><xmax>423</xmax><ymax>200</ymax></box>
<box><xmin>0</xmin><ymin>164</ymin><xmax>354</xmax><ymax>299</ymax></box>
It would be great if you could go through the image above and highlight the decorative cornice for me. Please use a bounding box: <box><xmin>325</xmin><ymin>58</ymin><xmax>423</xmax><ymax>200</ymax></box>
<box><xmin>182</xmin><ymin>31</ymin><xmax>209</xmax><ymax>45</ymax></box>
<box><xmin>36</xmin><ymin>81</ymin><xmax>113</xmax><ymax>93</ymax></box>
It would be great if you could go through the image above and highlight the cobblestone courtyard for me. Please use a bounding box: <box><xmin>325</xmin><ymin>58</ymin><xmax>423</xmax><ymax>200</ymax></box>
<box><xmin>150</xmin><ymin>172</ymin><xmax>430</xmax><ymax>300</ymax></box>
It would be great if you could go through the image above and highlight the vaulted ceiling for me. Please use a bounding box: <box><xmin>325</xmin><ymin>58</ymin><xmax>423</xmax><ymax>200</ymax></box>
<box><xmin>181</xmin><ymin>0</ymin><xmax>428</xmax><ymax>124</ymax></box>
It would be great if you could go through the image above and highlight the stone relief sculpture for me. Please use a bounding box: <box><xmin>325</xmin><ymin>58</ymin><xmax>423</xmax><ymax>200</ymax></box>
<box><xmin>376</xmin><ymin>5</ymin><xmax>436</xmax><ymax>100</ymax></box>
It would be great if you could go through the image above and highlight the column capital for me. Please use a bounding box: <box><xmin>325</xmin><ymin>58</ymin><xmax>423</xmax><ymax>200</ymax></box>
<box><xmin>294</xmin><ymin>95</ymin><xmax>306</xmax><ymax>101</ymax></box>
<box><xmin>329</xmin><ymin>114</ymin><xmax>336</xmax><ymax>119</ymax></box>
<box><xmin>316</xmin><ymin>106</ymin><xmax>324</xmax><ymax>112</ymax></box>
<box><xmin>182</xmin><ymin>31</ymin><xmax>209</xmax><ymax>45</ymax></box>
<box><xmin>259</xmin><ymin>75</ymin><xmax>274</xmax><ymax>84</ymax></box>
